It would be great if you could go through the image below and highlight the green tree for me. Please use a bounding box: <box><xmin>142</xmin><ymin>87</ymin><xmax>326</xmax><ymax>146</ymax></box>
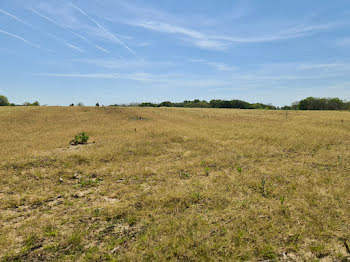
<box><xmin>0</xmin><ymin>95</ymin><xmax>10</xmax><ymax>106</ymax></box>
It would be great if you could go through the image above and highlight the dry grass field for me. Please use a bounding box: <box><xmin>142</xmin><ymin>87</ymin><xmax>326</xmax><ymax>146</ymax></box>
<box><xmin>0</xmin><ymin>106</ymin><xmax>350</xmax><ymax>261</ymax></box>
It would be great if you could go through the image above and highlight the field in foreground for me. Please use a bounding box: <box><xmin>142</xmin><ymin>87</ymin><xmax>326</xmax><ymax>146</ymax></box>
<box><xmin>0</xmin><ymin>107</ymin><xmax>350</xmax><ymax>261</ymax></box>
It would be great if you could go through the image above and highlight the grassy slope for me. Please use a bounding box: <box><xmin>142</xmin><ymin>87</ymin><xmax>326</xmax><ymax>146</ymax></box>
<box><xmin>0</xmin><ymin>107</ymin><xmax>350</xmax><ymax>261</ymax></box>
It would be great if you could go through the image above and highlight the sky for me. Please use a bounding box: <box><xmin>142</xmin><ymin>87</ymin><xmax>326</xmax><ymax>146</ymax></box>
<box><xmin>0</xmin><ymin>0</ymin><xmax>350</xmax><ymax>106</ymax></box>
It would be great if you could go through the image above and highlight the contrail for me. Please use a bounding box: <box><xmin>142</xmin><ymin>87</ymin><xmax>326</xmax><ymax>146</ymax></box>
<box><xmin>29</xmin><ymin>8</ymin><xmax>67</xmax><ymax>30</ymax></box>
<box><xmin>64</xmin><ymin>42</ymin><xmax>84</xmax><ymax>53</ymax></box>
<box><xmin>70</xmin><ymin>31</ymin><xmax>110</xmax><ymax>54</ymax></box>
<box><xmin>30</xmin><ymin>8</ymin><xmax>110</xmax><ymax>54</ymax></box>
<box><xmin>0</xmin><ymin>8</ymin><xmax>28</xmax><ymax>25</ymax></box>
<box><xmin>95</xmin><ymin>45</ymin><xmax>110</xmax><ymax>54</ymax></box>
<box><xmin>47</xmin><ymin>32</ymin><xmax>85</xmax><ymax>53</ymax></box>
<box><xmin>0</xmin><ymin>28</ymin><xmax>39</xmax><ymax>48</ymax></box>
<box><xmin>69</xmin><ymin>2</ymin><xmax>137</xmax><ymax>56</ymax></box>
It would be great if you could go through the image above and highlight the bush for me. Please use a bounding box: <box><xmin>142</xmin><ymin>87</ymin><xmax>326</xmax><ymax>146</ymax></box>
<box><xmin>71</xmin><ymin>132</ymin><xmax>89</xmax><ymax>145</ymax></box>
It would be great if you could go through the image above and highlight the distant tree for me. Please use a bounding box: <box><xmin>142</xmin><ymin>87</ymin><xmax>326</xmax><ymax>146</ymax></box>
<box><xmin>139</xmin><ymin>102</ymin><xmax>157</xmax><ymax>107</ymax></box>
<box><xmin>69</xmin><ymin>103</ymin><xmax>75</xmax><ymax>106</ymax></box>
<box><xmin>77</xmin><ymin>102</ymin><xmax>84</xmax><ymax>107</ymax></box>
<box><xmin>23</xmin><ymin>101</ymin><xmax>40</xmax><ymax>106</ymax></box>
<box><xmin>298</xmin><ymin>97</ymin><xmax>346</xmax><ymax>110</ymax></box>
<box><xmin>0</xmin><ymin>95</ymin><xmax>10</xmax><ymax>106</ymax></box>
<box><xmin>346</xmin><ymin>101</ymin><xmax>350</xmax><ymax>110</ymax></box>
<box><xmin>96</xmin><ymin>103</ymin><xmax>100</xmax><ymax>107</ymax></box>
<box><xmin>159</xmin><ymin>101</ymin><xmax>173</xmax><ymax>107</ymax></box>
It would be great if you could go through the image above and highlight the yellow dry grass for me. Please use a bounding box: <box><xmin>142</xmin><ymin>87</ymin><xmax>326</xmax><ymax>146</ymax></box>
<box><xmin>0</xmin><ymin>106</ymin><xmax>350</xmax><ymax>261</ymax></box>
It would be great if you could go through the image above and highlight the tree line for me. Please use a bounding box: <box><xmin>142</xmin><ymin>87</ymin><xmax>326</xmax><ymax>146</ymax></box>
<box><xmin>281</xmin><ymin>97</ymin><xmax>350</xmax><ymax>110</ymax></box>
<box><xmin>138</xmin><ymin>97</ymin><xmax>350</xmax><ymax>110</ymax></box>
<box><xmin>1</xmin><ymin>94</ymin><xmax>350</xmax><ymax>110</ymax></box>
<box><xmin>139</xmin><ymin>99</ymin><xmax>276</xmax><ymax>109</ymax></box>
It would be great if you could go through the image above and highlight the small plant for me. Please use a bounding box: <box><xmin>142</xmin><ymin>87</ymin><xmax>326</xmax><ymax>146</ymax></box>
<box><xmin>127</xmin><ymin>216</ymin><xmax>137</xmax><ymax>226</ymax></box>
<box><xmin>237</xmin><ymin>167</ymin><xmax>242</xmax><ymax>173</ymax></box>
<box><xmin>259</xmin><ymin>245</ymin><xmax>277</xmax><ymax>260</ymax></box>
<box><xmin>70</xmin><ymin>132</ymin><xmax>89</xmax><ymax>145</ymax></box>
<box><xmin>179</xmin><ymin>172</ymin><xmax>190</xmax><ymax>179</ymax></box>
<box><xmin>204</xmin><ymin>167</ymin><xmax>210</xmax><ymax>176</ymax></box>
<box><xmin>22</xmin><ymin>234</ymin><xmax>40</xmax><ymax>253</ymax></box>
<box><xmin>44</xmin><ymin>225</ymin><xmax>58</xmax><ymax>237</ymax></box>
<box><xmin>93</xmin><ymin>208</ymin><xmax>101</xmax><ymax>217</ymax></box>
<box><xmin>259</xmin><ymin>177</ymin><xmax>267</xmax><ymax>197</ymax></box>
<box><xmin>77</xmin><ymin>178</ymin><xmax>102</xmax><ymax>188</ymax></box>
<box><xmin>234</xmin><ymin>231</ymin><xmax>245</xmax><ymax>247</ymax></box>
<box><xmin>280</xmin><ymin>195</ymin><xmax>287</xmax><ymax>215</ymax></box>
<box><xmin>280</xmin><ymin>195</ymin><xmax>285</xmax><ymax>206</ymax></box>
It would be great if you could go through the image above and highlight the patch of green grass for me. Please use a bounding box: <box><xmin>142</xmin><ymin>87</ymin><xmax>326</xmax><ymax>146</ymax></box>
<box><xmin>127</xmin><ymin>216</ymin><xmax>137</xmax><ymax>226</ymax></box>
<box><xmin>258</xmin><ymin>244</ymin><xmax>277</xmax><ymax>260</ymax></box>
<box><xmin>44</xmin><ymin>225</ymin><xmax>58</xmax><ymax>237</ymax></box>
<box><xmin>77</xmin><ymin>178</ymin><xmax>102</xmax><ymax>188</ymax></box>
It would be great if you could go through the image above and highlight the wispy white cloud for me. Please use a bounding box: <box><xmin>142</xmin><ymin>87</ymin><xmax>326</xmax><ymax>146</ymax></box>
<box><xmin>33</xmin><ymin>72</ymin><xmax>233</xmax><ymax>90</ymax></box>
<box><xmin>71</xmin><ymin>58</ymin><xmax>174</xmax><ymax>70</ymax></box>
<box><xmin>69</xmin><ymin>2</ymin><xmax>136</xmax><ymax>56</ymax></box>
<box><xmin>0</xmin><ymin>28</ymin><xmax>39</xmax><ymax>48</ymax></box>
<box><xmin>138</xmin><ymin>41</ymin><xmax>151</xmax><ymax>47</ymax></box>
<box><xmin>298</xmin><ymin>62</ymin><xmax>349</xmax><ymax>70</ymax></box>
<box><xmin>128</xmin><ymin>19</ymin><xmax>344</xmax><ymax>50</ymax></box>
<box><xmin>127</xmin><ymin>20</ymin><xmax>225</xmax><ymax>50</ymax></box>
<box><xmin>336</xmin><ymin>37</ymin><xmax>350</xmax><ymax>47</ymax></box>
<box><xmin>215</xmin><ymin>22</ymin><xmax>342</xmax><ymax>43</ymax></box>
<box><xmin>34</xmin><ymin>72</ymin><xmax>159</xmax><ymax>81</ymax></box>
<box><xmin>189</xmin><ymin>59</ymin><xmax>238</xmax><ymax>71</ymax></box>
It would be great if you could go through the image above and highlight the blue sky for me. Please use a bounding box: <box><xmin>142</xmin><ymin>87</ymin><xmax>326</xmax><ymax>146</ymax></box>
<box><xmin>1</xmin><ymin>0</ymin><xmax>350</xmax><ymax>106</ymax></box>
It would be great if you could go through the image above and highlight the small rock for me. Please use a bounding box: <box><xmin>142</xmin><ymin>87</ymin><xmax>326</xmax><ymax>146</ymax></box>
<box><xmin>59</xmin><ymin>178</ymin><xmax>64</xmax><ymax>183</ymax></box>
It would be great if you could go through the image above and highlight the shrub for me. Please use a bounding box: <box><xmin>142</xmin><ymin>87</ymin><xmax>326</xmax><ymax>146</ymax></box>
<box><xmin>71</xmin><ymin>132</ymin><xmax>89</xmax><ymax>145</ymax></box>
